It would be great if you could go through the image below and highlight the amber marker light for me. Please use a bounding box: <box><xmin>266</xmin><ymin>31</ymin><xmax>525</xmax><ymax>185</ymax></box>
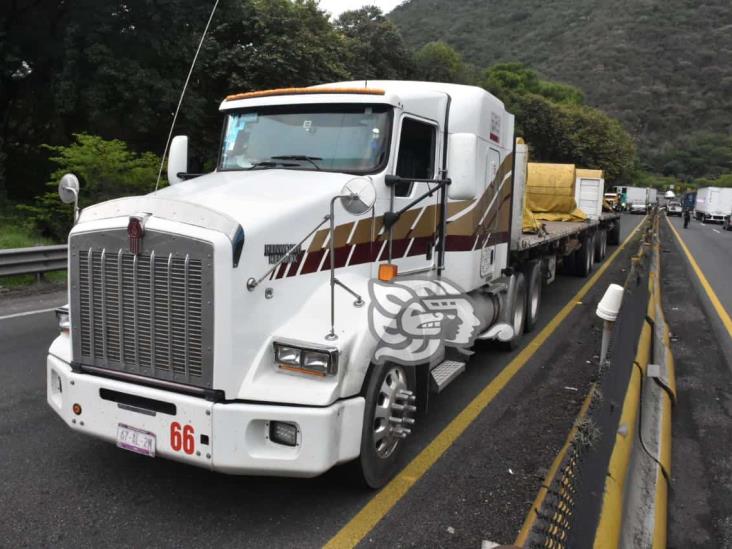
<box><xmin>72</xmin><ymin>403</ymin><xmax>82</xmax><ymax>415</ymax></box>
<box><xmin>378</xmin><ymin>263</ymin><xmax>398</xmax><ymax>282</ymax></box>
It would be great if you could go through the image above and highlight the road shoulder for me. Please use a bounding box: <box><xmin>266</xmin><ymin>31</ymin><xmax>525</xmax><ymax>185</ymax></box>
<box><xmin>661</xmin><ymin>221</ymin><xmax>732</xmax><ymax>547</ymax></box>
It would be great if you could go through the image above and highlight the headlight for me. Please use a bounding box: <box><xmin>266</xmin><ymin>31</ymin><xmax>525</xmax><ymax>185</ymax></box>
<box><xmin>302</xmin><ymin>350</ymin><xmax>331</xmax><ymax>375</ymax></box>
<box><xmin>275</xmin><ymin>345</ymin><xmax>301</xmax><ymax>366</ymax></box>
<box><xmin>273</xmin><ymin>341</ymin><xmax>338</xmax><ymax>377</ymax></box>
<box><xmin>55</xmin><ymin>306</ymin><xmax>70</xmax><ymax>333</ymax></box>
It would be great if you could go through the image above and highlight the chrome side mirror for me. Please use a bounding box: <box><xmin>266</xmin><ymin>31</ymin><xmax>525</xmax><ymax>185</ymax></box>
<box><xmin>58</xmin><ymin>173</ymin><xmax>80</xmax><ymax>223</ymax></box>
<box><xmin>340</xmin><ymin>177</ymin><xmax>376</xmax><ymax>215</ymax></box>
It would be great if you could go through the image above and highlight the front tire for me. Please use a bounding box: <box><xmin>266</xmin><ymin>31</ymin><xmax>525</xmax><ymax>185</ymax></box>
<box><xmin>358</xmin><ymin>363</ymin><xmax>416</xmax><ymax>489</ymax></box>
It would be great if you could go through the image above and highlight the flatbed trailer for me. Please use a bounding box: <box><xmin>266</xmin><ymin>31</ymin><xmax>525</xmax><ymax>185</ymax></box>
<box><xmin>510</xmin><ymin>141</ymin><xmax>621</xmax><ymax>277</ymax></box>
<box><xmin>516</xmin><ymin>214</ymin><xmax>620</xmax><ymax>253</ymax></box>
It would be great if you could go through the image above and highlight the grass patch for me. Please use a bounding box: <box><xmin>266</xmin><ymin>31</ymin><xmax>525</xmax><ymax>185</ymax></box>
<box><xmin>0</xmin><ymin>205</ymin><xmax>66</xmax><ymax>290</ymax></box>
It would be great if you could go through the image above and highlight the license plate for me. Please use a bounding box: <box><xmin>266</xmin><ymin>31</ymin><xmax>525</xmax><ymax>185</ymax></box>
<box><xmin>117</xmin><ymin>424</ymin><xmax>156</xmax><ymax>457</ymax></box>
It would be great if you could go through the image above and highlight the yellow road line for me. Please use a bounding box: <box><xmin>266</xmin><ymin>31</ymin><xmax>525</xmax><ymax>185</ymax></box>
<box><xmin>665</xmin><ymin>216</ymin><xmax>732</xmax><ymax>338</ymax></box>
<box><xmin>324</xmin><ymin>217</ymin><xmax>645</xmax><ymax>549</ymax></box>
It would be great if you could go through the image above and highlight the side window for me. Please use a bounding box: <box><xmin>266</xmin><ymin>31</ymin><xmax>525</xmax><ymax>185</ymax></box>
<box><xmin>394</xmin><ymin>118</ymin><xmax>436</xmax><ymax>197</ymax></box>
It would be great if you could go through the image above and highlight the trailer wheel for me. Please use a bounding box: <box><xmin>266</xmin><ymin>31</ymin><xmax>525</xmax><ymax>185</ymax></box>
<box><xmin>523</xmin><ymin>261</ymin><xmax>542</xmax><ymax>333</ymax></box>
<box><xmin>500</xmin><ymin>271</ymin><xmax>527</xmax><ymax>350</ymax></box>
<box><xmin>358</xmin><ymin>362</ymin><xmax>416</xmax><ymax>489</ymax></box>
<box><xmin>574</xmin><ymin>234</ymin><xmax>594</xmax><ymax>277</ymax></box>
<box><xmin>607</xmin><ymin>220</ymin><xmax>621</xmax><ymax>245</ymax></box>
<box><xmin>594</xmin><ymin>229</ymin><xmax>607</xmax><ymax>262</ymax></box>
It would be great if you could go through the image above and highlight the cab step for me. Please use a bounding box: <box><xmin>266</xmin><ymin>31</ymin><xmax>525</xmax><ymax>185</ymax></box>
<box><xmin>430</xmin><ymin>360</ymin><xmax>466</xmax><ymax>393</ymax></box>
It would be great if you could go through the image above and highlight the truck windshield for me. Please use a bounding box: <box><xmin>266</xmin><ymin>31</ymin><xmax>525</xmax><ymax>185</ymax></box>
<box><xmin>219</xmin><ymin>104</ymin><xmax>392</xmax><ymax>174</ymax></box>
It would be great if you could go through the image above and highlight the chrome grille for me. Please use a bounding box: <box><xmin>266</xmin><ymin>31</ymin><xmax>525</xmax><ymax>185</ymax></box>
<box><xmin>70</xmin><ymin>229</ymin><xmax>213</xmax><ymax>388</ymax></box>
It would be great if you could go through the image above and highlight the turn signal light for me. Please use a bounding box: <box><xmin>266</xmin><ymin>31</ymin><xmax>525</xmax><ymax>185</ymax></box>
<box><xmin>378</xmin><ymin>263</ymin><xmax>398</xmax><ymax>282</ymax></box>
<box><xmin>72</xmin><ymin>403</ymin><xmax>82</xmax><ymax>415</ymax></box>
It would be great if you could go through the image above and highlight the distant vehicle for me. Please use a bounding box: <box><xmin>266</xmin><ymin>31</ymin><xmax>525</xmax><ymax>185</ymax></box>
<box><xmin>666</xmin><ymin>200</ymin><xmax>682</xmax><ymax>216</ymax></box>
<box><xmin>604</xmin><ymin>192</ymin><xmax>620</xmax><ymax>211</ymax></box>
<box><xmin>682</xmin><ymin>191</ymin><xmax>696</xmax><ymax>212</ymax></box>
<box><xmin>630</xmin><ymin>202</ymin><xmax>647</xmax><ymax>214</ymax></box>
<box><xmin>695</xmin><ymin>187</ymin><xmax>732</xmax><ymax>223</ymax></box>
<box><xmin>615</xmin><ymin>186</ymin><xmax>656</xmax><ymax>211</ymax></box>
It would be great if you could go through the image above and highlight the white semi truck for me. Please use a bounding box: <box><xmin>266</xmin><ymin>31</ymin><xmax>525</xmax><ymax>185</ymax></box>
<box><xmin>695</xmin><ymin>186</ymin><xmax>732</xmax><ymax>223</ymax></box>
<box><xmin>615</xmin><ymin>185</ymin><xmax>656</xmax><ymax>213</ymax></box>
<box><xmin>48</xmin><ymin>81</ymin><xmax>620</xmax><ymax>487</ymax></box>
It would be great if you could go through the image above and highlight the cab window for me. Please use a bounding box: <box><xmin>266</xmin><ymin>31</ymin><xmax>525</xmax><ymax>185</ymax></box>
<box><xmin>394</xmin><ymin>118</ymin><xmax>436</xmax><ymax>197</ymax></box>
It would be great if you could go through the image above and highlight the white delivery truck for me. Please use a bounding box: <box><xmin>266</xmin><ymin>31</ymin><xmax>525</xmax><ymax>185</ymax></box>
<box><xmin>48</xmin><ymin>81</ymin><xmax>620</xmax><ymax>487</ymax></box>
<box><xmin>695</xmin><ymin>186</ymin><xmax>732</xmax><ymax>223</ymax></box>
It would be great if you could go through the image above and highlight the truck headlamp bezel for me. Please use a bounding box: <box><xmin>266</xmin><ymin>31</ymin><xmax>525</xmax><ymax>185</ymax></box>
<box><xmin>55</xmin><ymin>305</ymin><xmax>70</xmax><ymax>334</ymax></box>
<box><xmin>273</xmin><ymin>340</ymin><xmax>338</xmax><ymax>377</ymax></box>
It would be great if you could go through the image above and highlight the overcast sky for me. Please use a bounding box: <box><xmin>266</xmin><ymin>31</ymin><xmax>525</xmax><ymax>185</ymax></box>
<box><xmin>317</xmin><ymin>0</ymin><xmax>405</xmax><ymax>18</ymax></box>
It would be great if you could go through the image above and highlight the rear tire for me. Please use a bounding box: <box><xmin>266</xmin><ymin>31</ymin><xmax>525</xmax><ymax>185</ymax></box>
<box><xmin>523</xmin><ymin>261</ymin><xmax>542</xmax><ymax>333</ymax></box>
<box><xmin>500</xmin><ymin>272</ymin><xmax>527</xmax><ymax>350</ymax></box>
<box><xmin>594</xmin><ymin>229</ymin><xmax>607</xmax><ymax>262</ymax></box>
<box><xmin>358</xmin><ymin>363</ymin><xmax>416</xmax><ymax>489</ymax></box>
<box><xmin>574</xmin><ymin>233</ymin><xmax>594</xmax><ymax>277</ymax></box>
<box><xmin>607</xmin><ymin>220</ymin><xmax>621</xmax><ymax>245</ymax></box>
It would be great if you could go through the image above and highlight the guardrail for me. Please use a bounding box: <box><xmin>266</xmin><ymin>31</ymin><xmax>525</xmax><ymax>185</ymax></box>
<box><xmin>0</xmin><ymin>245</ymin><xmax>68</xmax><ymax>277</ymax></box>
<box><xmin>517</xmin><ymin>210</ymin><xmax>675</xmax><ymax>547</ymax></box>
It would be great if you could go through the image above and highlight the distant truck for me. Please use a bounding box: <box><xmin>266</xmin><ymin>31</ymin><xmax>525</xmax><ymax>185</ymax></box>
<box><xmin>615</xmin><ymin>186</ymin><xmax>656</xmax><ymax>212</ymax></box>
<box><xmin>695</xmin><ymin>187</ymin><xmax>732</xmax><ymax>223</ymax></box>
<box><xmin>682</xmin><ymin>191</ymin><xmax>696</xmax><ymax>212</ymax></box>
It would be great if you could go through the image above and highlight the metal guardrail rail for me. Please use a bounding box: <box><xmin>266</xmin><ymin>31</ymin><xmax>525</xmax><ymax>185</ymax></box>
<box><xmin>0</xmin><ymin>245</ymin><xmax>68</xmax><ymax>277</ymax></box>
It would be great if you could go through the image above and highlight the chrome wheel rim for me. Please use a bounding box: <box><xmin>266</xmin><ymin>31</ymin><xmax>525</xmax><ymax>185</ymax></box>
<box><xmin>373</xmin><ymin>366</ymin><xmax>409</xmax><ymax>459</ymax></box>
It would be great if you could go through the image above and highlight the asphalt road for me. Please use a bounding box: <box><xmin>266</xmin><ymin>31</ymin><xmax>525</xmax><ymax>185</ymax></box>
<box><xmin>660</xmin><ymin>220</ymin><xmax>732</xmax><ymax>547</ymax></box>
<box><xmin>0</xmin><ymin>215</ymin><xmax>643</xmax><ymax>548</ymax></box>
<box><xmin>666</xmin><ymin>214</ymin><xmax>732</xmax><ymax>317</ymax></box>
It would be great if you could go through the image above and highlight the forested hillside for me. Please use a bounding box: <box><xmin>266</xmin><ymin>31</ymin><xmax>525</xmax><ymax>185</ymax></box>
<box><xmin>390</xmin><ymin>0</ymin><xmax>732</xmax><ymax>177</ymax></box>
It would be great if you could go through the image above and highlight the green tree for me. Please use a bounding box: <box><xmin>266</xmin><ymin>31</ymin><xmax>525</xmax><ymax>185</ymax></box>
<box><xmin>335</xmin><ymin>6</ymin><xmax>415</xmax><ymax>80</ymax></box>
<box><xmin>414</xmin><ymin>41</ymin><xmax>467</xmax><ymax>83</ymax></box>
<box><xmin>20</xmin><ymin>134</ymin><xmax>161</xmax><ymax>241</ymax></box>
<box><xmin>483</xmin><ymin>63</ymin><xmax>583</xmax><ymax>108</ymax></box>
<box><xmin>518</xmin><ymin>94</ymin><xmax>636</xmax><ymax>182</ymax></box>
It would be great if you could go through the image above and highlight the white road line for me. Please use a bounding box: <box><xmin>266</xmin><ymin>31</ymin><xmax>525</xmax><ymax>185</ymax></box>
<box><xmin>0</xmin><ymin>307</ymin><xmax>59</xmax><ymax>321</ymax></box>
<box><xmin>713</xmin><ymin>229</ymin><xmax>721</xmax><ymax>234</ymax></box>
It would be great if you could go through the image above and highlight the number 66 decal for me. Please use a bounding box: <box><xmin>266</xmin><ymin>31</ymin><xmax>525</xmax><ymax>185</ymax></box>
<box><xmin>170</xmin><ymin>421</ymin><xmax>195</xmax><ymax>455</ymax></box>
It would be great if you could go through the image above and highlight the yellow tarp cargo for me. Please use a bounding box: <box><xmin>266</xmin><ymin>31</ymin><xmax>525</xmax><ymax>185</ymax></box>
<box><xmin>522</xmin><ymin>162</ymin><xmax>587</xmax><ymax>228</ymax></box>
<box><xmin>526</xmin><ymin>163</ymin><xmax>577</xmax><ymax>213</ymax></box>
<box><xmin>576</xmin><ymin>168</ymin><xmax>603</xmax><ymax>179</ymax></box>
<box><xmin>522</xmin><ymin>204</ymin><xmax>541</xmax><ymax>234</ymax></box>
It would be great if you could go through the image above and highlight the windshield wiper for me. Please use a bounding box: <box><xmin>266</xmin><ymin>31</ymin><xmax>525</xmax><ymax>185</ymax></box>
<box><xmin>247</xmin><ymin>160</ymin><xmax>299</xmax><ymax>170</ymax></box>
<box><xmin>271</xmin><ymin>155</ymin><xmax>322</xmax><ymax>170</ymax></box>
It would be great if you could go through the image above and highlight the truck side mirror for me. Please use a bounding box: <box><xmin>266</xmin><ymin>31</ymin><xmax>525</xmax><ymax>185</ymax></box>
<box><xmin>447</xmin><ymin>133</ymin><xmax>478</xmax><ymax>200</ymax></box>
<box><xmin>167</xmin><ymin>135</ymin><xmax>189</xmax><ymax>185</ymax></box>
<box><xmin>58</xmin><ymin>173</ymin><xmax>80</xmax><ymax>223</ymax></box>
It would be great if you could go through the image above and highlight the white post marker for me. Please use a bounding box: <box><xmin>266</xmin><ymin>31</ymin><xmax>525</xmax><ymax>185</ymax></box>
<box><xmin>596</xmin><ymin>283</ymin><xmax>625</xmax><ymax>365</ymax></box>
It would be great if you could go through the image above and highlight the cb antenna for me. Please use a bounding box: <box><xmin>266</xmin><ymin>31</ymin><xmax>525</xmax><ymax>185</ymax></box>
<box><xmin>155</xmin><ymin>0</ymin><xmax>220</xmax><ymax>191</ymax></box>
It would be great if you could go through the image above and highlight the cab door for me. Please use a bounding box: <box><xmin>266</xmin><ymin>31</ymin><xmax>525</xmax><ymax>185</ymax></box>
<box><xmin>377</xmin><ymin>114</ymin><xmax>440</xmax><ymax>275</ymax></box>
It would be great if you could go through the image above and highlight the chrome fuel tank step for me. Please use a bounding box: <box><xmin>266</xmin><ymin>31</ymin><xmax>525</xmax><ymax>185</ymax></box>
<box><xmin>430</xmin><ymin>360</ymin><xmax>466</xmax><ymax>393</ymax></box>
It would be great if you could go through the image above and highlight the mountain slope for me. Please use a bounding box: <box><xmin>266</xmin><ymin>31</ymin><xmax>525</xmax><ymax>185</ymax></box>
<box><xmin>390</xmin><ymin>0</ymin><xmax>732</xmax><ymax>169</ymax></box>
